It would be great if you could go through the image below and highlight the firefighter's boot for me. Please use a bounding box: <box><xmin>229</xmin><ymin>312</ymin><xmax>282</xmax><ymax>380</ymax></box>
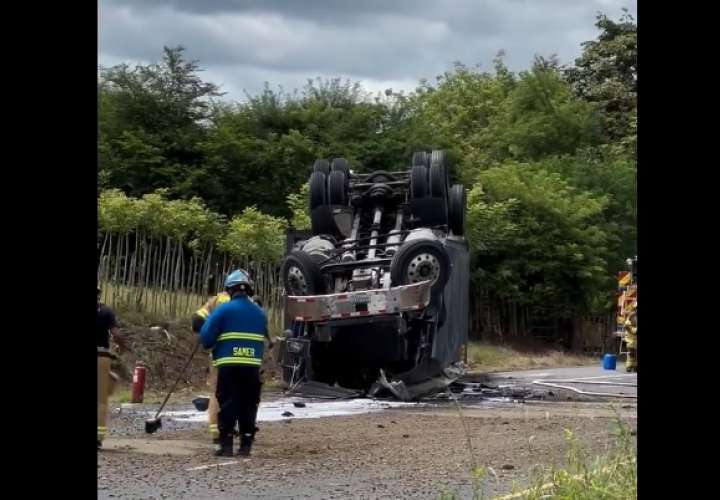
<box><xmin>214</xmin><ymin>435</ymin><xmax>233</xmax><ymax>457</ymax></box>
<box><xmin>238</xmin><ymin>433</ymin><xmax>253</xmax><ymax>457</ymax></box>
<box><xmin>626</xmin><ymin>349</ymin><xmax>637</xmax><ymax>372</ymax></box>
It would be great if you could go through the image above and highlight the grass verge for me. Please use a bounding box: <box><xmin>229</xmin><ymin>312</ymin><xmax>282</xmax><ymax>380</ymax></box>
<box><xmin>508</xmin><ymin>421</ymin><xmax>636</xmax><ymax>500</ymax></box>
<box><xmin>437</xmin><ymin>418</ymin><xmax>637</xmax><ymax>500</ymax></box>
<box><xmin>465</xmin><ymin>341</ymin><xmax>597</xmax><ymax>373</ymax></box>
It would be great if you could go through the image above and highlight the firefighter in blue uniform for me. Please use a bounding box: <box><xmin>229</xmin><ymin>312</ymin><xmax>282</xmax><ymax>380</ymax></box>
<box><xmin>200</xmin><ymin>269</ymin><xmax>268</xmax><ymax>457</ymax></box>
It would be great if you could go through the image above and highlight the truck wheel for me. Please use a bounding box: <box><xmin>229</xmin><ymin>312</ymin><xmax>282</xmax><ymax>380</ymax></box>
<box><xmin>309</xmin><ymin>171</ymin><xmax>327</xmax><ymax>210</ymax></box>
<box><xmin>448</xmin><ymin>184</ymin><xmax>466</xmax><ymax>236</ymax></box>
<box><xmin>410</xmin><ymin>165</ymin><xmax>428</xmax><ymax>199</ymax></box>
<box><xmin>430</xmin><ymin>150</ymin><xmax>450</xmax><ymax>189</ymax></box>
<box><xmin>327</xmin><ymin>170</ymin><xmax>347</xmax><ymax>205</ymax></box>
<box><xmin>390</xmin><ymin>239</ymin><xmax>450</xmax><ymax>291</ymax></box>
<box><xmin>281</xmin><ymin>251</ymin><xmax>326</xmax><ymax>295</ymax></box>
<box><xmin>430</xmin><ymin>150</ymin><xmax>448</xmax><ymax>168</ymax></box>
<box><xmin>331</xmin><ymin>158</ymin><xmax>350</xmax><ymax>182</ymax></box>
<box><xmin>412</xmin><ymin>151</ymin><xmax>429</xmax><ymax>167</ymax></box>
<box><xmin>313</xmin><ymin>159</ymin><xmax>330</xmax><ymax>176</ymax></box>
<box><xmin>429</xmin><ymin>163</ymin><xmax>448</xmax><ymax>200</ymax></box>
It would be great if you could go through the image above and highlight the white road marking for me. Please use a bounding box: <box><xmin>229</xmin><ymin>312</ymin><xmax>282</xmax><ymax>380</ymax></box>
<box><xmin>185</xmin><ymin>461</ymin><xmax>239</xmax><ymax>471</ymax></box>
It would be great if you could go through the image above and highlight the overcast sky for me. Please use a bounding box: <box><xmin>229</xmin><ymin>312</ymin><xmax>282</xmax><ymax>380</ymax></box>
<box><xmin>99</xmin><ymin>0</ymin><xmax>637</xmax><ymax>101</ymax></box>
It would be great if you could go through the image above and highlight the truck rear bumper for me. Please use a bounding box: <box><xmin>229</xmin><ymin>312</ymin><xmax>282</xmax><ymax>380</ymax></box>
<box><xmin>286</xmin><ymin>280</ymin><xmax>432</xmax><ymax>322</ymax></box>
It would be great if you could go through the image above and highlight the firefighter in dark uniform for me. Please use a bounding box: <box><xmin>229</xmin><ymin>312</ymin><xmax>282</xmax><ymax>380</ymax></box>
<box><xmin>199</xmin><ymin>270</ymin><xmax>268</xmax><ymax>457</ymax></box>
<box><xmin>97</xmin><ymin>287</ymin><xmax>128</xmax><ymax>448</ymax></box>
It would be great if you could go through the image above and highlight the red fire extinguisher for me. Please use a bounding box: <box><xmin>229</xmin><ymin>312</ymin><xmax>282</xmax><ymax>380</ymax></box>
<box><xmin>131</xmin><ymin>361</ymin><xmax>147</xmax><ymax>403</ymax></box>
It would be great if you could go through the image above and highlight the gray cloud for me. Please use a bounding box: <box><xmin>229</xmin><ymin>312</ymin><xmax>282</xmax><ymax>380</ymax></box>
<box><xmin>100</xmin><ymin>0</ymin><xmax>636</xmax><ymax>100</ymax></box>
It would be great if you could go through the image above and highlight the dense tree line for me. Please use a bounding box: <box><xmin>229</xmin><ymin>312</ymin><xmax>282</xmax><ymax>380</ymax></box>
<box><xmin>98</xmin><ymin>12</ymin><xmax>636</xmax><ymax>336</ymax></box>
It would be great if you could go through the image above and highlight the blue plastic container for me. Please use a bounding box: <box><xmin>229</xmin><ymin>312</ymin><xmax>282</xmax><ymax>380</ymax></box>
<box><xmin>602</xmin><ymin>354</ymin><xmax>617</xmax><ymax>370</ymax></box>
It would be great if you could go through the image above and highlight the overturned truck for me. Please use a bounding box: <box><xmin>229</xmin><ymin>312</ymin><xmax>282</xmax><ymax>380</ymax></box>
<box><xmin>276</xmin><ymin>151</ymin><xmax>469</xmax><ymax>400</ymax></box>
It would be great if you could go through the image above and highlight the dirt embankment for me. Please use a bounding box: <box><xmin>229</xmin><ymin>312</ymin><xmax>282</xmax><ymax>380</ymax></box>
<box><xmin>110</xmin><ymin>313</ymin><xmax>282</xmax><ymax>395</ymax></box>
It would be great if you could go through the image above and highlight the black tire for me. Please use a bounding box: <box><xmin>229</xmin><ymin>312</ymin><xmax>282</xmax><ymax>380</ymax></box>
<box><xmin>281</xmin><ymin>250</ymin><xmax>326</xmax><ymax>295</ymax></box>
<box><xmin>448</xmin><ymin>184</ymin><xmax>466</xmax><ymax>236</ymax></box>
<box><xmin>430</xmin><ymin>150</ymin><xmax>448</xmax><ymax>168</ymax></box>
<box><xmin>327</xmin><ymin>170</ymin><xmax>347</xmax><ymax>205</ymax></box>
<box><xmin>390</xmin><ymin>239</ymin><xmax>450</xmax><ymax>291</ymax></box>
<box><xmin>309</xmin><ymin>171</ymin><xmax>327</xmax><ymax>210</ymax></box>
<box><xmin>412</xmin><ymin>151</ymin><xmax>429</xmax><ymax>167</ymax></box>
<box><xmin>430</xmin><ymin>149</ymin><xmax>450</xmax><ymax>191</ymax></box>
<box><xmin>410</xmin><ymin>165</ymin><xmax>428</xmax><ymax>199</ymax></box>
<box><xmin>313</xmin><ymin>159</ymin><xmax>330</xmax><ymax>176</ymax></box>
<box><xmin>429</xmin><ymin>163</ymin><xmax>448</xmax><ymax>200</ymax></box>
<box><xmin>331</xmin><ymin>158</ymin><xmax>350</xmax><ymax>176</ymax></box>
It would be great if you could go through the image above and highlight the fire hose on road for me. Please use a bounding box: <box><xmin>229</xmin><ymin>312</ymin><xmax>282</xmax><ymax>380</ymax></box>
<box><xmin>531</xmin><ymin>378</ymin><xmax>637</xmax><ymax>399</ymax></box>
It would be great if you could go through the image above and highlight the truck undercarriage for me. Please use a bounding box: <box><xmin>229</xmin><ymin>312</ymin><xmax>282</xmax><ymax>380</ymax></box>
<box><xmin>276</xmin><ymin>152</ymin><xmax>469</xmax><ymax>400</ymax></box>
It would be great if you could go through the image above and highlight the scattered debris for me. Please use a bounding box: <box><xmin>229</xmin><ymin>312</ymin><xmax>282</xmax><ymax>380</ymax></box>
<box><xmin>192</xmin><ymin>397</ymin><xmax>209</xmax><ymax>412</ymax></box>
<box><xmin>502</xmin><ymin>464</ymin><xmax>515</xmax><ymax>470</ymax></box>
<box><xmin>377</xmin><ymin>424</ymin><xmax>385</xmax><ymax>429</ymax></box>
<box><xmin>373</xmin><ymin>365</ymin><xmax>465</xmax><ymax>401</ymax></box>
<box><xmin>293</xmin><ymin>402</ymin><xmax>307</xmax><ymax>408</ymax></box>
<box><xmin>282</xmin><ymin>411</ymin><xmax>294</xmax><ymax>417</ymax></box>
<box><xmin>288</xmin><ymin>381</ymin><xmax>362</xmax><ymax>399</ymax></box>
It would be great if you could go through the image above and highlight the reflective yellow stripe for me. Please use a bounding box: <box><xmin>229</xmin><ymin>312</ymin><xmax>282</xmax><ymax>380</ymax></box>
<box><xmin>98</xmin><ymin>426</ymin><xmax>107</xmax><ymax>430</ymax></box>
<box><xmin>196</xmin><ymin>308</ymin><xmax>209</xmax><ymax>319</ymax></box>
<box><xmin>217</xmin><ymin>332</ymin><xmax>265</xmax><ymax>342</ymax></box>
<box><xmin>213</xmin><ymin>357</ymin><xmax>262</xmax><ymax>367</ymax></box>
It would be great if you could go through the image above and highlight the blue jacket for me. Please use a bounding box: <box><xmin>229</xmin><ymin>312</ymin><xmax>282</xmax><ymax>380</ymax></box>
<box><xmin>199</xmin><ymin>295</ymin><xmax>267</xmax><ymax>368</ymax></box>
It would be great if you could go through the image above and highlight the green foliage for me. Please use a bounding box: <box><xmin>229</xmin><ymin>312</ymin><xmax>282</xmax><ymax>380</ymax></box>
<box><xmin>531</xmin><ymin>149</ymin><xmax>636</xmax><ymax>273</ymax></box>
<box><xmin>181</xmin><ymin>79</ymin><xmax>414</xmax><ymax>217</ymax></box>
<box><xmin>98</xmin><ymin>46</ymin><xmax>223</xmax><ymax>197</ymax></box>
<box><xmin>218</xmin><ymin>206</ymin><xmax>288</xmax><ymax>262</ymax></box>
<box><xmin>286</xmin><ymin>182</ymin><xmax>311</xmax><ymax>230</ymax></box>
<box><xmin>98</xmin><ymin>188</ymin><xmax>226</xmax><ymax>245</ymax></box>
<box><xmin>99</xmin><ymin>189</ymin><xmax>287</xmax><ymax>262</ymax></box>
<box><xmin>470</xmin><ymin>164</ymin><xmax>612</xmax><ymax>313</ymax></box>
<box><xmin>408</xmin><ymin>55</ymin><xmax>601</xmax><ymax>184</ymax></box>
<box><xmin>98</xmin><ymin>189</ymin><xmax>140</xmax><ymax>234</ymax></box>
<box><xmin>566</xmin><ymin>10</ymin><xmax>637</xmax><ymax>152</ymax></box>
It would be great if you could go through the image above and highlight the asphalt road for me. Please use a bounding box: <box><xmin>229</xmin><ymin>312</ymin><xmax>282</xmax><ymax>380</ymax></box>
<box><xmin>475</xmin><ymin>364</ymin><xmax>637</xmax><ymax>400</ymax></box>
<box><xmin>98</xmin><ymin>365</ymin><xmax>637</xmax><ymax>499</ymax></box>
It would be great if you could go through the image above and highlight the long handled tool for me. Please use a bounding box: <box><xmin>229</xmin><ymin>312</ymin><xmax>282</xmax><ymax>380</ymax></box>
<box><xmin>145</xmin><ymin>342</ymin><xmax>200</xmax><ymax>434</ymax></box>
